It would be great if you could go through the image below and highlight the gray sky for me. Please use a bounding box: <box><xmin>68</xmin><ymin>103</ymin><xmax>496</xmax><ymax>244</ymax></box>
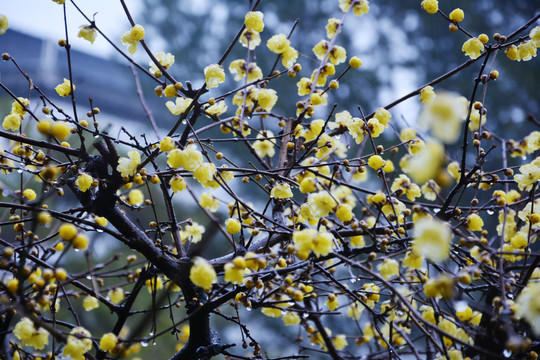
<box><xmin>2</xmin><ymin>0</ymin><xmax>141</xmax><ymax>57</ymax></box>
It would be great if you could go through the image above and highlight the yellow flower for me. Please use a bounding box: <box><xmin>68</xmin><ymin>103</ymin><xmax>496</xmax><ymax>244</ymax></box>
<box><xmin>190</xmin><ymin>257</ymin><xmax>216</xmax><ymax>292</ymax></box>
<box><xmin>333</xmin><ymin>335</ymin><xmax>348</xmax><ymax>350</ymax></box>
<box><xmin>313</xmin><ymin>40</ymin><xmax>328</xmax><ymax>60</ymax></box>
<box><xmin>63</xmin><ymin>327</ymin><xmax>93</xmax><ymax>359</ymax></box>
<box><xmin>244</xmin><ymin>11</ymin><xmax>264</xmax><ymax>32</ymax></box>
<box><xmin>379</xmin><ymin>258</ymin><xmax>399</xmax><ymax>280</ymax></box>
<box><xmin>199</xmin><ymin>192</ymin><xmax>220</xmax><ymax>212</ymax></box>
<box><xmin>326</xmin><ymin>18</ymin><xmax>342</xmax><ymax>39</ymax></box>
<box><xmin>339</xmin><ymin>0</ymin><xmax>370</xmax><ymax>16</ymax></box>
<box><xmin>55</xmin><ymin>78</ymin><xmax>74</xmax><ymax>97</ymax></box>
<box><xmin>166</xmin><ymin>97</ymin><xmax>192</xmax><ymax>115</ymax></box>
<box><xmin>282</xmin><ymin>311</ymin><xmax>300</xmax><ymax>325</ymax></box>
<box><xmin>325</xmin><ymin>294</ymin><xmax>339</xmax><ymax>310</ymax></box>
<box><xmin>253</xmin><ymin>130</ymin><xmax>276</xmax><ymax>158</ymax></box>
<box><xmin>240</xmin><ymin>28</ymin><xmax>261</xmax><ymax>50</ymax></box>
<box><xmin>59</xmin><ymin>223</ymin><xmax>77</xmax><ymax>240</ymax></box>
<box><xmin>205</xmin><ymin>100</ymin><xmax>228</xmax><ymax>116</ymax></box>
<box><xmin>350</xmin><ymin>235</ymin><xmax>365</xmax><ymax>248</ymax></box>
<box><xmin>224</xmin><ymin>257</ymin><xmax>246</xmax><ymax>284</ymax></box>
<box><xmin>169</xmin><ymin>175</ymin><xmax>186</xmax><ymax>193</ymax></box>
<box><xmin>225</xmin><ymin>218</ymin><xmax>241</xmax><ymax>234</ymax></box>
<box><xmin>117</xmin><ymin>150</ymin><xmax>141</xmax><ymax>177</ymax></box>
<box><xmin>515</xmin><ymin>157</ymin><xmax>540</xmax><ymax>190</ymax></box>
<box><xmin>413</xmin><ymin>217</ymin><xmax>452</xmax><ymax>262</ymax></box>
<box><xmin>0</xmin><ymin>15</ymin><xmax>8</xmax><ymax>35</ymax></box>
<box><xmin>297</xmin><ymin>77</ymin><xmax>313</xmax><ymax>96</ymax></box>
<box><xmin>529</xmin><ymin>26</ymin><xmax>540</xmax><ymax>47</ymax></box>
<box><xmin>204</xmin><ymin>64</ymin><xmax>225</xmax><ymax>88</ymax></box>
<box><xmin>336</xmin><ymin>204</ymin><xmax>353</xmax><ymax>222</ymax></box>
<box><xmin>149</xmin><ymin>52</ymin><xmax>175</xmax><ymax>75</ymax></box>
<box><xmin>167</xmin><ymin>145</ymin><xmax>203</xmax><ymax>171</ymax></box>
<box><xmin>130</xmin><ymin>24</ymin><xmax>145</xmax><ymax>41</ymax></box>
<box><xmin>3</xmin><ymin>113</ymin><xmax>21</xmax><ymax>131</ymax></box>
<box><xmin>367</xmin><ymin>118</ymin><xmax>385</xmax><ymax>137</ymax></box>
<box><xmin>78</xmin><ymin>25</ymin><xmax>97</xmax><ymax>44</ymax></box>
<box><xmin>403</xmin><ymin>251</ymin><xmax>423</xmax><ymax>269</ymax></box>
<box><xmin>271</xmin><ymin>183</ymin><xmax>293</xmax><ymax>199</ymax></box>
<box><xmin>373</xmin><ymin>108</ymin><xmax>392</xmax><ymax>127</ymax></box>
<box><xmin>349</xmin><ymin>56</ymin><xmax>362</xmax><ymax>68</ymax></box>
<box><xmin>22</xmin><ymin>188</ymin><xmax>36</xmax><ymax>201</ymax></box>
<box><xmin>421</xmin><ymin>0</ymin><xmax>438</xmax><ymax>14</ymax></box>
<box><xmin>159</xmin><ymin>136</ymin><xmax>175</xmax><ymax>152</ymax></box>
<box><xmin>449</xmin><ymin>8</ymin><xmax>465</xmax><ymax>22</ymax></box>
<box><xmin>466</xmin><ymin>213</ymin><xmax>484</xmax><ymax>231</ymax></box>
<box><xmin>517</xmin><ymin>40</ymin><xmax>537</xmax><ymax>61</ymax></box>
<box><xmin>193</xmin><ymin>162</ymin><xmax>217</xmax><ymax>187</ymax></box>
<box><xmin>420</xmin><ymin>92</ymin><xmax>468</xmax><ymax>144</ymax></box>
<box><xmin>419</xmin><ymin>85</ymin><xmax>436</xmax><ymax>104</ymax></box>
<box><xmin>73</xmin><ymin>233</ymin><xmax>89</xmax><ymax>250</ymax></box>
<box><xmin>75</xmin><ymin>173</ymin><xmax>94</xmax><ymax>192</ymax></box>
<box><xmin>13</xmin><ymin>317</ymin><xmax>49</xmax><ymax>350</ymax></box>
<box><xmin>83</xmin><ymin>296</ymin><xmax>99</xmax><ymax>311</ymax></box>
<box><xmin>400</xmin><ymin>128</ymin><xmax>416</xmax><ymax>142</ymax></box>
<box><xmin>462</xmin><ymin>37</ymin><xmax>485</xmax><ymax>59</ymax></box>
<box><xmin>180</xmin><ymin>222</ymin><xmax>205</xmax><ymax>244</ymax></box>
<box><xmin>267</xmin><ymin>34</ymin><xmax>290</xmax><ymax>54</ymax></box>
<box><xmin>51</xmin><ymin>121</ymin><xmax>71</xmax><ymax>140</ymax></box>
<box><xmin>391</xmin><ymin>174</ymin><xmax>421</xmax><ymax>201</ymax></box>
<box><xmin>368</xmin><ymin>155</ymin><xmax>385</xmax><ymax>170</ymax></box>
<box><xmin>100</xmin><ymin>333</ymin><xmax>118</xmax><ymax>352</ymax></box>
<box><xmin>108</xmin><ymin>287</ymin><xmax>124</xmax><ymax>304</ymax></box>
<box><xmin>307</xmin><ymin>191</ymin><xmax>337</xmax><ymax>218</ymax></box>
<box><xmin>348</xmin><ymin>119</ymin><xmax>365</xmax><ymax>144</ymax></box>
<box><xmin>506</xmin><ymin>45</ymin><xmax>518</xmax><ymax>60</ymax></box>
<box><xmin>128</xmin><ymin>189</ymin><xmax>144</xmax><ymax>206</ymax></box>
<box><xmin>257</xmin><ymin>89</ymin><xmax>278</xmax><ymax>111</ymax></box>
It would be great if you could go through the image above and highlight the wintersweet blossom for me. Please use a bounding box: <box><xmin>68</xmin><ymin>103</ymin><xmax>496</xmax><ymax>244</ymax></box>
<box><xmin>413</xmin><ymin>217</ymin><xmax>452</xmax><ymax>262</ymax></box>
<box><xmin>253</xmin><ymin>131</ymin><xmax>276</xmax><ymax>158</ymax></box>
<box><xmin>516</xmin><ymin>280</ymin><xmax>540</xmax><ymax>334</ymax></box>
<box><xmin>271</xmin><ymin>183</ymin><xmax>293</xmax><ymax>199</ymax></box>
<box><xmin>2</xmin><ymin>113</ymin><xmax>21</xmax><ymax>131</ymax></box>
<box><xmin>419</xmin><ymin>85</ymin><xmax>436</xmax><ymax>104</ymax></box>
<box><xmin>13</xmin><ymin>317</ymin><xmax>49</xmax><ymax>350</ymax></box>
<box><xmin>204</xmin><ymin>64</ymin><xmax>225</xmax><ymax>88</ymax></box>
<box><xmin>240</xmin><ymin>28</ymin><xmax>261</xmax><ymax>49</ymax></box>
<box><xmin>55</xmin><ymin>78</ymin><xmax>74</xmax><ymax>97</ymax></box>
<box><xmin>75</xmin><ymin>173</ymin><xmax>94</xmax><ymax>192</ymax></box>
<box><xmin>169</xmin><ymin>175</ymin><xmax>186</xmax><ymax>193</ymax></box>
<box><xmin>99</xmin><ymin>333</ymin><xmax>118</xmax><ymax>352</ymax></box>
<box><xmin>198</xmin><ymin>192</ymin><xmax>219</xmax><ymax>212</ymax></box>
<box><xmin>462</xmin><ymin>37</ymin><xmax>485</xmax><ymax>59</ymax></box>
<box><xmin>167</xmin><ymin>145</ymin><xmax>203</xmax><ymax>170</ymax></box>
<box><xmin>190</xmin><ymin>257</ymin><xmax>216</xmax><ymax>292</ymax></box>
<box><xmin>166</xmin><ymin>97</ymin><xmax>192</xmax><ymax>115</ymax></box>
<box><xmin>449</xmin><ymin>8</ymin><xmax>465</xmax><ymax>22</ymax></box>
<box><xmin>116</xmin><ymin>150</ymin><xmax>141</xmax><ymax>177</ymax></box>
<box><xmin>267</xmin><ymin>34</ymin><xmax>290</xmax><ymax>54</ymax></box>
<box><xmin>515</xmin><ymin>158</ymin><xmax>540</xmax><ymax>190</ymax></box>
<box><xmin>63</xmin><ymin>327</ymin><xmax>93</xmax><ymax>359</ymax></box>
<box><xmin>121</xmin><ymin>24</ymin><xmax>145</xmax><ymax>54</ymax></box>
<box><xmin>149</xmin><ymin>52</ymin><xmax>175</xmax><ymax>75</ymax></box>
<box><xmin>78</xmin><ymin>25</ymin><xmax>97</xmax><ymax>44</ymax></box>
<box><xmin>83</xmin><ymin>296</ymin><xmax>99</xmax><ymax>311</ymax></box>
<box><xmin>180</xmin><ymin>222</ymin><xmax>205</xmax><ymax>244</ymax></box>
<box><xmin>339</xmin><ymin>0</ymin><xmax>370</xmax><ymax>17</ymax></box>
<box><xmin>421</xmin><ymin>0</ymin><xmax>438</xmax><ymax>14</ymax></box>
<box><xmin>0</xmin><ymin>15</ymin><xmax>8</xmax><ymax>35</ymax></box>
<box><xmin>244</xmin><ymin>11</ymin><xmax>264</xmax><ymax>32</ymax></box>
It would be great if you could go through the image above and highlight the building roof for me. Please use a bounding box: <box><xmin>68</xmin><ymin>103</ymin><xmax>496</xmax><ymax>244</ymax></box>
<box><xmin>0</xmin><ymin>29</ymin><xmax>167</xmax><ymax>123</ymax></box>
